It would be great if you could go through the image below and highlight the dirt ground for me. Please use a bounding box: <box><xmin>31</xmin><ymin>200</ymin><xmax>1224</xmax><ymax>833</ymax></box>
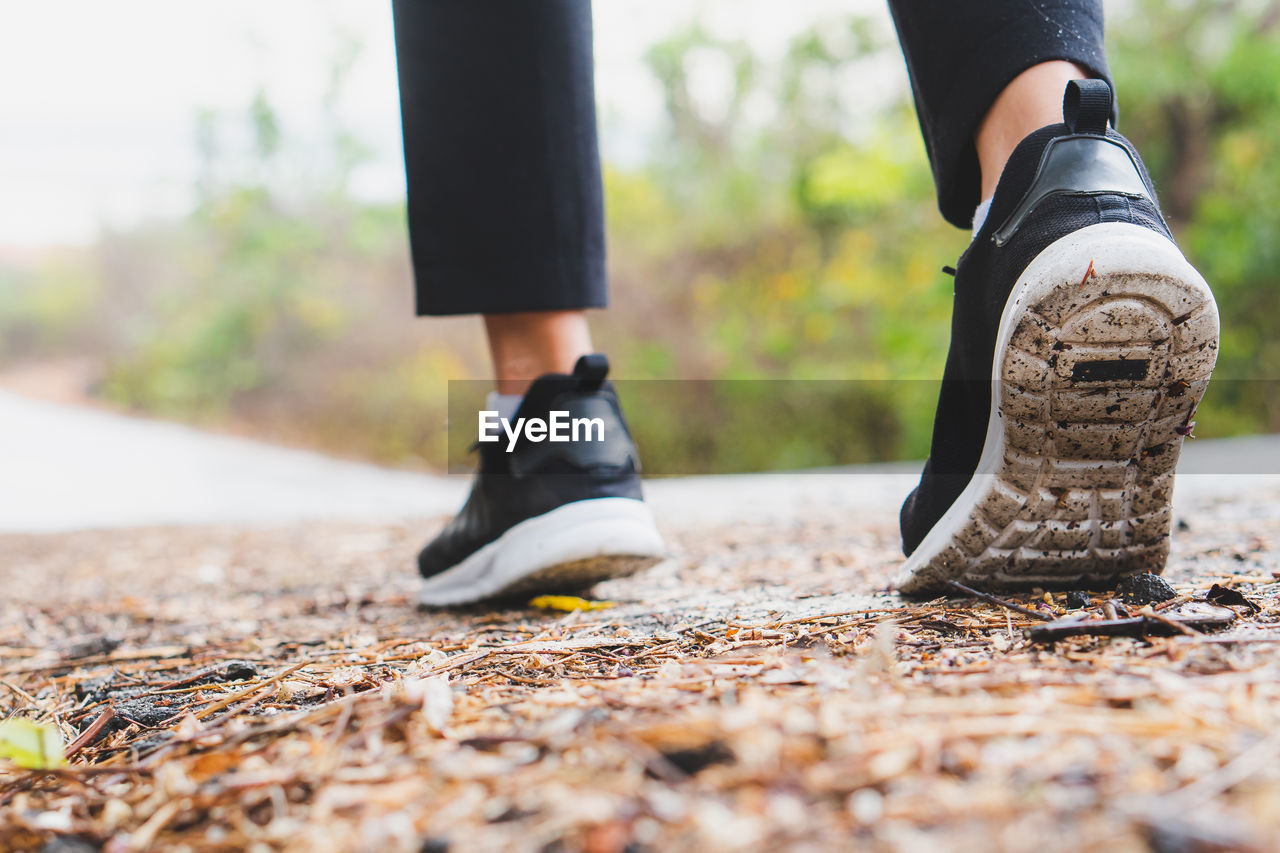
<box><xmin>3</xmin><ymin>487</ymin><xmax>1280</xmax><ymax>852</ymax></box>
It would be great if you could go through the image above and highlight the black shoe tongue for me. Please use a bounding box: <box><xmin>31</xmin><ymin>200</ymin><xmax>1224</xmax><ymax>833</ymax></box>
<box><xmin>1063</xmin><ymin>79</ymin><xmax>1113</xmax><ymax>135</ymax></box>
<box><xmin>513</xmin><ymin>353</ymin><xmax>611</xmax><ymax>420</ymax></box>
<box><xmin>572</xmin><ymin>353</ymin><xmax>610</xmax><ymax>390</ymax></box>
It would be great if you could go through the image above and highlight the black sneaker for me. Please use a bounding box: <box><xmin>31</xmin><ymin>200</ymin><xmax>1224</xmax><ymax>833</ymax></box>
<box><xmin>417</xmin><ymin>354</ymin><xmax>665</xmax><ymax>606</ymax></box>
<box><xmin>897</xmin><ymin>80</ymin><xmax>1219</xmax><ymax>594</ymax></box>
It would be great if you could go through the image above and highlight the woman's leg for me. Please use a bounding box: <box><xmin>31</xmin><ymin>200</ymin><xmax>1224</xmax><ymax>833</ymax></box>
<box><xmin>392</xmin><ymin>0</ymin><xmax>605</xmax><ymax>392</ymax></box>
<box><xmin>887</xmin><ymin>1</ymin><xmax>1111</xmax><ymax>227</ymax></box>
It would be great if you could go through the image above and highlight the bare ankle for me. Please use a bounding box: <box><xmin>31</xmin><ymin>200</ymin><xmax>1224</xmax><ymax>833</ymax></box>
<box><xmin>975</xmin><ymin>61</ymin><xmax>1093</xmax><ymax>201</ymax></box>
<box><xmin>484</xmin><ymin>311</ymin><xmax>594</xmax><ymax>395</ymax></box>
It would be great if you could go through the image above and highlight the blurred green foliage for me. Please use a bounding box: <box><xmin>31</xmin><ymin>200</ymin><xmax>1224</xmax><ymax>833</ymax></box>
<box><xmin>594</xmin><ymin>14</ymin><xmax>962</xmax><ymax>470</ymax></box>
<box><xmin>1</xmin><ymin>1</ymin><xmax>1278</xmax><ymax>472</ymax></box>
<box><xmin>1112</xmin><ymin>0</ymin><xmax>1280</xmax><ymax>435</ymax></box>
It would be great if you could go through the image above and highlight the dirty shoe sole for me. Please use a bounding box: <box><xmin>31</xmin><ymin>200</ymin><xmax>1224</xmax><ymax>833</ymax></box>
<box><xmin>417</xmin><ymin>497</ymin><xmax>666</xmax><ymax>607</ymax></box>
<box><xmin>897</xmin><ymin>223</ymin><xmax>1219</xmax><ymax>594</ymax></box>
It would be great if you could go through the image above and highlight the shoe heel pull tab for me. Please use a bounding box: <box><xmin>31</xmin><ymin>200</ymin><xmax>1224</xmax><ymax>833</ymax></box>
<box><xmin>573</xmin><ymin>353</ymin><xmax>610</xmax><ymax>390</ymax></box>
<box><xmin>1064</xmin><ymin>79</ymin><xmax>1112</xmax><ymax>135</ymax></box>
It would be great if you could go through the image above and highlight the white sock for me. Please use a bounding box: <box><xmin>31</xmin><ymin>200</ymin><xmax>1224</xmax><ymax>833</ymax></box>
<box><xmin>485</xmin><ymin>391</ymin><xmax>523</xmax><ymax>421</ymax></box>
<box><xmin>972</xmin><ymin>196</ymin><xmax>994</xmax><ymax>238</ymax></box>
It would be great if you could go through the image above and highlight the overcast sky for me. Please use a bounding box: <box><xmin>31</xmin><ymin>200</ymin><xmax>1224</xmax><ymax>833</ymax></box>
<box><xmin>0</xmin><ymin>0</ymin><xmax>884</xmax><ymax>247</ymax></box>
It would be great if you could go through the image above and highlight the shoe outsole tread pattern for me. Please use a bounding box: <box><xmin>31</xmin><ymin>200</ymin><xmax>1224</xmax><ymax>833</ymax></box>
<box><xmin>495</xmin><ymin>554</ymin><xmax>664</xmax><ymax>600</ymax></box>
<box><xmin>898</xmin><ymin>223</ymin><xmax>1219</xmax><ymax>594</ymax></box>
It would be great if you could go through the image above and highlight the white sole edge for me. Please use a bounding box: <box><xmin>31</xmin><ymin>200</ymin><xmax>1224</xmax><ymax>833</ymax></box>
<box><xmin>417</xmin><ymin>497</ymin><xmax>666</xmax><ymax>607</ymax></box>
<box><xmin>898</xmin><ymin>223</ymin><xmax>1220</xmax><ymax>593</ymax></box>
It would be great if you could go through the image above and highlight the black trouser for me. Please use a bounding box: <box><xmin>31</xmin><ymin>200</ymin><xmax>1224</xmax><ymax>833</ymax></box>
<box><xmin>392</xmin><ymin>1</ymin><xmax>1111</xmax><ymax>317</ymax></box>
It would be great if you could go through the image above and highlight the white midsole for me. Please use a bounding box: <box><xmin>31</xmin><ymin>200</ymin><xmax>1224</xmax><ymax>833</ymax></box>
<box><xmin>417</xmin><ymin>497</ymin><xmax>666</xmax><ymax>606</ymax></box>
<box><xmin>896</xmin><ymin>222</ymin><xmax>1217</xmax><ymax>590</ymax></box>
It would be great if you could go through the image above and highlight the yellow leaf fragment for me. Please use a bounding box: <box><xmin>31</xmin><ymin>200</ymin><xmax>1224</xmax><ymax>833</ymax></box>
<box><xmin>528</xmin><ymin>595</ymin><xmax>617</xmax><ymax>612</ymax></box>
<box><xmin>0</xmin><ymin>719</ymin><xmax>66</xmax><ymax>769</ymax></box>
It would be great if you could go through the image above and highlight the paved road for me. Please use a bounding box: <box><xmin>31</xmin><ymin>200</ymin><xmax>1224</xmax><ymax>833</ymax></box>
<box><xmin>3</xmin><ymin>388</ymin><xmax>1280</xmax><ymax>534</ymax></box>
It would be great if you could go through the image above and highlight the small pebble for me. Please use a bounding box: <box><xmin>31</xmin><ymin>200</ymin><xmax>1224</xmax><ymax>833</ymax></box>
<box><xmin>1065</xmin><ymin>591</ymin><xmax>1091</xmax><ymax>610</ymax></box>
<box><xmin>220</xmin><ymin>661</ymin><xmax>260</xmax><ymax>681</ymax></box>
<box><xmin>1115</xmin><ymin>572</ymin><xmax>1177</xmax><ymax>605</ymax></box>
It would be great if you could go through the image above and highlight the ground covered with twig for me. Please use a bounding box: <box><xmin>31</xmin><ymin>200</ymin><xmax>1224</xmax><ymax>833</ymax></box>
<box><xmin>3</xmin><ymin>488</ymin><xmax>1280</xmax><ymax>852</ymax></box>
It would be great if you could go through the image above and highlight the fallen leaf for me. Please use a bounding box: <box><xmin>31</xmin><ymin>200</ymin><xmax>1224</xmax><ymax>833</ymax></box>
<box><xmin>1206</xmin><ymin>584</ymin><xmax>1261</xmax><ymax>613</ymax></box>
<box><xmin>0</xmin><ymin>719</ymin><xmax>66</xmax><ymax>769</ymax></box>
<box><xmin>529</xmin><ymin>595</ymin><xmax>617</xmax><ymax>612</ymax></box>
